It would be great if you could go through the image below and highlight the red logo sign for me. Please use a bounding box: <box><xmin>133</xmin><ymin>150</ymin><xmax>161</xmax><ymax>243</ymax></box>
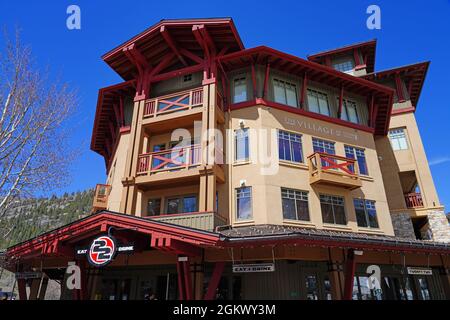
<box><xmin>88</xmin><ymin>235</ymin><xmax>116</xmax><ymax>267</ymax></box>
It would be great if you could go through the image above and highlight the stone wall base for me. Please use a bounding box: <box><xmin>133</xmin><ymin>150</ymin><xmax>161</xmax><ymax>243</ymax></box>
<box><xmin>391</xmin><ymin>212</ymin><xmax>416</xmax><ymax>239</ymax></box>
<box><xmin>427</xmin><ymin>210</ymin><xmax>450</xmax><ymax>243</ymax></box>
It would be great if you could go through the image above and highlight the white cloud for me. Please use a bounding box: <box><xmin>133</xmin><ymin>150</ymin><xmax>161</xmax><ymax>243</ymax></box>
<box><xmin>429</xmin><ymin>156</ymin><xmax>450</xmax><ymax>166</ymax></box>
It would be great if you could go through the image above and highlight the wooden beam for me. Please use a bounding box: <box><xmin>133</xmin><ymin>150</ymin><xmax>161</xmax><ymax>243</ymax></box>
<box><xmin>251</xmin><ymin>63</ymin><xmax>257</xmax><ymax>98</ymax></box>
<box><xmin>338</xmin><ymin>86</ymin><xmax>344</xmax><ymax>119</ymax></box>
<box><xmin>368</xmin><ymin>95</ymin><xmax>375</xmax><ymax>127</ymax></box>
<box><xmin>176</xmin><ymin>260</ymin><xmax>185</xmax><ymax>300</ymax></box>
<box><xmin>300</xmin><ymin>72</ymin><xmax>308</xmax><ymax>108</ymax></box>
<box><xmin>182</xmin><ymin>260</ymin><xmax>192</xmax><ymax>300</ymax></box>
<box><xmin>395</xmin><ymin>73</ymin><xmax>406</xmax><ymax>102</ymax></box>
<box><xmin>160</xmin><ymin>26</ymin><xmax>188</xmax><ymax>66</ymax></box>
<box><xmin>204</xmin><ymin>262</ymin><xmax>225</xmax><ymax>300</ymax></box>
<box><xmin>179</xmin><ymin>48</ymin><xmax>204</xmax><ymax>64</ymax></box>
<box><xmin>343</xmin><ymin>249</ymin><xmax>356</xmax><ymax>300</ymax></box>
<box><xmin>263</xmin><ymin>63</ymin><xmax>270</xmax><ymax>99</ymax></box>
<box><xmin>149</xmin><ymin>52</ymin><xmax>176</xmax><ymax>78</ymax></box>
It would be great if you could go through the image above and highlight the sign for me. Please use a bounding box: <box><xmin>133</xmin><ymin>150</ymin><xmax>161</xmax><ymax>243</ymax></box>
<box><xmin>407</xmin><ymin>267</ymin><xmax>433</xmax><ymax>276</ymax></box>
<box><xmin>76</xmin><ymin>235</ymin><xmax>134</xmax><ymax>267</ymax></box>
<box><xmin>87</xmin><ymin>235</ymin><xmax>117</xmax><ymax>267</ymax></box>
<box><xmin>15</xmin><ymin>271</ymin><xmax>42</xmax><ymax>280</ymax></box>
<box><xmin>232</xmin><ymin>263</ymin><xmax>275</xmax><ymax>273</ymax></box>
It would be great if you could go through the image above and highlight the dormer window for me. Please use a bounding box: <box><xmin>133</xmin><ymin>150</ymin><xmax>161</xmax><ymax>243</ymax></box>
<box><xmin>333</xmin><ymin>59</ymin><xmax>354</xmax><ymax>74</ymax></box>
<box><xmin>273</xmin><ymin>78</ymin><xmax>298</xmax><ymax>107</ymax></box>
<box><xmin>233</xmin><ymin>76</ymin><xmax>247</xmax><ymax>103</ymax></box>
<box><xmin>340</xmin><ymin>99</ymin><xmax>359</xmax><ymax>124</ymax></box>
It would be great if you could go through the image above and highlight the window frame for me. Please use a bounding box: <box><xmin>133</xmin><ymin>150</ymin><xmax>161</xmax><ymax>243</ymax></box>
<box><xmin>319</xmin><ymin>194</ymin><xmax>347</xmax><ymax>225</ymax></box>
<box><xmin>281</xmin><ymin>188</ymin><xmax>310</xmax><ymax>221</ymax></box>
<box><xmin>236</xmin><ymin>186</ymin><xmax>253</xmax><ymax>221</ymax></box>
<box><xmin>234</xmin><ymin>128</ymin><xmax>250</xmax><ymax>162</ymax></box>
<box><xmin>232</xmin><ymin>75</ymin><xmax>248</xmax><ymax>104</ymax></box>
<box><xmin>272</xmin><ymin>78</ymin><xmax>299</xmax><ymax>107</ymax></box>
<box><xmin>307</xmin><ymin>89</ymin><xmax>331</xmax><ymax>116</ymax></box>
<box><xmin>340</xmin><ymin>99</ymin><xmax>360</xmax><ymax>124</ymax></box>
<box><xmin>353</xmin><ymin>199</ymin><xmax>379</xmax><ymax>229</ymax></box>
<box><xmin>344</xmin><ymin>145</ymin><xmax>369</xmax><ymax>176</ymax></box>
<box><xmin>332</xmin><ymin>59</ymin><xmax>355</xmax><ymax>74</ymax></box>
<box><xmin>278</xmin><ymin>130</ymin><xmax>304</xmax><ymax>163</ymax></box>
<box><xmin>147</xmin><ymin>198</ymin><xmax>162</xmax><ymax>216</ymax></box>
<box><xmin>165</xmin><ymin>194</ymin><xmax>198</xmax><ymax>214</ymax></box>
<box><xmin>389</xmin><ymin>128</ymin><xmax>409</xmax><ymax>151</ymax></box>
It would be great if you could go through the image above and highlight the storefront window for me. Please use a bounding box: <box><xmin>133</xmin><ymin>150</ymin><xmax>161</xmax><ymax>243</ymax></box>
<box><xmin>305</xmin><ymin>275</ymin><xmax>319</xmax><ymax>300</ymax></box>
<box><xmin>418</xmin><ymin>277</ymin><xmax>432</xmax><ymax>300</ymax></box>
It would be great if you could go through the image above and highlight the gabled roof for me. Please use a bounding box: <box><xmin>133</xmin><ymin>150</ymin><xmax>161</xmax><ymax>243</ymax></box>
<box><xmin>90</xmin><ymin>80</ymin><xmax>136</xmax><ymax>159</ymax></box>
<box><xmin>102</xmin><ymin>18</ymin><xmax>244</xmax><ymax>80</ymax></box>
<box><xmin>218</xmin><ymin>46</ymin><xmax>394</xmax><ymax>135</ymax></box>
<box><xmin>362</xmin><ymin>61</ymin><xmax>429</xmax><ymax>109</ymax></box>
<box><xmin>307</xmin><ymin>39</ymin><xmax>377</xmax><ymax>73</ymax></box>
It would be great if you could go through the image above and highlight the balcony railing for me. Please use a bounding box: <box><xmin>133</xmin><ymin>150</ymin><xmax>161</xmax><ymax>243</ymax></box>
<box><xmin>92</xmin><ymin>184</ymin><xmax>111</xmax><ymax>212</ymax></box>
<box><xmin>143</xmin><ymin>87</ymin><xmax>203</xmax><ymax>118</ymax></box>
<box><xmin>404</xmin><ymin>192</ymin><xmax>424</xmax><ymax>208</ymax></box>
<box><xmin>144</xmin><ymin>211</ymin><xmax>227</xmax><ymax>232</ymax></box>
<box><xmin>308</xmin><ymin>152</ymin><xmax>362</xmax><ymax>189</ymax></box>
<box><xmin>137</xmin><ymin>144</ymin><xmax>201</xmax><ymax>175</ymax></box>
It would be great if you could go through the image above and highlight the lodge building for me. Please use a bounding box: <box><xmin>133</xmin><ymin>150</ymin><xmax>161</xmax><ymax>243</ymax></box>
<box><xmin>2</xmin><ymin>18</ymin><xmax>450</xmax><ymax>300</ymax></box>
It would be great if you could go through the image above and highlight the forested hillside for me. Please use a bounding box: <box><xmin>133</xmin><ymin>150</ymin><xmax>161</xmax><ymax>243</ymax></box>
<box><xmin>0</xmin><ymin>190</ymin><xmax>93</xmax><ymax>248</ymax></box>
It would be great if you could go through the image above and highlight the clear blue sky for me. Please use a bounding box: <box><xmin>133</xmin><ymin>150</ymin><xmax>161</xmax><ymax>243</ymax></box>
<box><xmin>1</xmin><ymin>1</ymin><xmax>449</xmax><ymax>209</ymax></box>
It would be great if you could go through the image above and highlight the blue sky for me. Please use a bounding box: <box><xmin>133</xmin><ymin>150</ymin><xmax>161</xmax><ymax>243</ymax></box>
<box><xmin>0</xmin><ymin>1</ymin><xmax>449</xmax><ymax>208</ymax></box>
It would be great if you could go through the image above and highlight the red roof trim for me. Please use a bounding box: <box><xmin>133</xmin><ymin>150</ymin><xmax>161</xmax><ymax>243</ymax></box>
<box><xmin>307</xmin><ymin>39</ymin><xmax>377</xmax><ymax>60</ymax></box>
<box><xmin>102</xmin><ymin>18</ymin><xmax>244</xmax><ymax>61</ymax></box>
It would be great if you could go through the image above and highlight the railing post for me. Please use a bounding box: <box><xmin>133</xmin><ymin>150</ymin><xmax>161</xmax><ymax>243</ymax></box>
<box><xmin>185</xmin><ymin>146</ymin><xmax>191</xmax><ymax>169</ymax></box>
<box><xmin>148</xmin><ymin>153</ymin><xmax>153</xmax><ymax>174</ymax></box>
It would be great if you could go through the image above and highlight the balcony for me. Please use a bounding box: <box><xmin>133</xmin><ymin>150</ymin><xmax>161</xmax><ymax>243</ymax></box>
<box><xmin>144</xmin><ymin>211</ymin><xmax>227</xmax><ymax>232</ymax></box>
<box><xmin>308</xmin><ymin>152</ymin><xmax>362</xmax><ymax>190</ymax></box>
<box><xmin>404</xmin><ymin>193</ymin><xmax>424</xmax><ymax>209</ymax></box>
<box><xmin>143</xmin><ymin>87</ymin><xmax>203</xmax><ymax>119</ymax></box>
<box><xmin>137</xmin><ymin>144</ymin><xmax>201</xmax><ymax>176</ymax></box>
<box><xmin>92</xmin><ymin>184</ymin><xmax>111</xmax><ymax>212</ymax></box>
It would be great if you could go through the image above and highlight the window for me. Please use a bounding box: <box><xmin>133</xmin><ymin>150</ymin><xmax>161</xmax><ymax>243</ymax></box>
<box><xmin>341</xmin><ymin>99</ymin><xmax>359</xmax><ymax>124</ymax></box>
<box><xmin>166</xmin><ymin>195</ymin><xmax>198</xmax><ymax>214</ymax></box>
<box><xmin>233</xmin><ymin>77</ymin><xmax>247</xmax><ymax>103</ymax></box>
<box><xmin>183</xmin><ymin>74</ymin><xmax>192</xmax><ymax>82</ymax></box>
<box><xmin>345</xmin><ymin>145</ymin><xmax>368</xmax><ymax>175</ymax></box>
<box><xmin>273</xmin><ymin>78</ymin><xmax>298</xmax><ymax>107</ymax></box>
<box><xmin>236</xmin><ymin>187</ymin><xmax>252</xmax><ymax>220</ymax></box>
<box><xmin>320</xmin><ymin>194</ymin><xmax>346</xmax><ymax>225</ymax></box>
<box><xmin>278</xmin><ymin>130</ymin><xmax>303</xmax><ymax>163</ymax></box>
<box><xmin>307</xmin><ymin>89</ymin><xmax>330</xmax><ymax>116</ymax></box>
<box><xmin>312</xmin><ymin>138</ymin><xmax>335</xmax><ymax>154</ymax></box>
<box><xmin>235</xmin><ymin>128</ymin><xmax>249</xmax><ymax>162</ymax></box>
<box><xmin>353</xmin><ymin>199</ymin><xmax>379</xmax><ymax>228</ymax></box>
<box><xmin>281</xmin><ymin>188</ymin><xmax>309</xmax><ymax>221</ymax></box>
<box><xmin>389</xmin><ymin>128</ymin><xmax>408</xmax><ymax>150</ymax></box>
<box><xmin>333</xmin><ymin>60</ymin><xmax>354</xmax><ymax>74</ymax></box>
<box><xmin>147</xmin><ymin>198</ymin><xmax>161</xmax><ymax>216</ymax></box>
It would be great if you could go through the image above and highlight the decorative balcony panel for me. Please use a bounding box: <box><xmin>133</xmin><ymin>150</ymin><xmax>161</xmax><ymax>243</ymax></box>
<box><xmin>145</xmin><ymin>211</ymin><xmax>227</xmax><ymax>232</ymax></box>
<box><xmin>143</xmin><ymin>87</ymin><xmax>203</xmax><ymax>118</ymax></box>
<box><xmin>308</xmin><ymin>152</ymin><xmax>362</xmax><ymax>190</ymax></box>
<box><xmin>137</xmin><ymin>144</ymin><xmax>201</xmax><ymax>175</ymax></box>
<box><xmin>92</xmin><ymin>184</ymin><xmax>111</xmax><ymax>211</ymax></box>
<box><xmin>404</xmin><ymin>193</ymin><xmax>424</xmax><ymax>208</ymax></box>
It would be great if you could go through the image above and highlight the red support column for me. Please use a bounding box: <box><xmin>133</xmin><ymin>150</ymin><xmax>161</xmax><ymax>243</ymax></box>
<box><xmin>17</xmin><ymin>279</ymin><xmax>27</xmax><ymax>300</ymax></box>
<box><xmin>343</xmin><ymin>249</ymin><xmax>356</xmax><ymax>300</ymax></box>
<box><xmin>338</xmin><ymin>86</ymin><xmax>344</xmax><ymax>119</ymax></box>
<box><xmin>204</xmin><ymin>262</ymin><xmax>225</xmax><ymax>300</ymax></box>
<box><xmin>176</xmin><ymin>260</ymin><xmax>185</xmax><ymax>300</ymax></box>
<box><xmin>353</xmin><ymin>49</ymin><xmax>362</xmax><ymax>67</ymax></box>
<box><xmin>368</xmin><ymin>95</ymin><xmax>375</xmax><ymax>127</ymax></box>
<box><xmin>251</xmin><ymin>63</ymin><xmax>257</xmax><ymax>98</ymax></box>
<box><xmin>300</xmin><ymin>72</ymin><xmax>308</xmax><ymax>108</ymax></box>
<box><xmin>182</xmin><ymin>260</ymin><xmax>193</xmax><ymax>300</ymax></box>
<box><xmin>395</xmin><ymin>73</ymin><xmax>406</xmax><ymax>103</ymax></box>
<box><xmin>263</xmin><ymin>63</ymin><xmax>270</xmax><ymax>99</ymax></box>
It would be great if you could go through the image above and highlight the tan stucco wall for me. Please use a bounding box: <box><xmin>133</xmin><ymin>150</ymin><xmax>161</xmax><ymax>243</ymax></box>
<box><xmin>227</xmin><ymin>105</ymin><xmax>395</xmax><ymax>236</ymax></box>
<box><xmin>106</xmin><ymin>132</ymin><xmax>130</xmax><ymax>212</ymax></box>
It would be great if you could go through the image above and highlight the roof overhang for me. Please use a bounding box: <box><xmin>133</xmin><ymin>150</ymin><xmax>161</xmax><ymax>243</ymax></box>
<box><xmin>90</xmin><ymin>80</ymin><xmax>136</xmax><ymax>161</ymax></box>
<box><xmin>307</xmin><ymin>39</ymin><xmax>377</xmax><ymax>73</ymax></box>
<box><xmin>363</xmin><ymin>61</ymin><xmax>429</xmax><ymax>110</ymax></box>
<box><xmin>218</xmin><ymin>46</ymin><xmax>394</xmax><ymax>135</ymax></box>
<box><xmin>102</xmin><ymin>18</ymin><xmax>244</xmax><ymax>80</ymax></box>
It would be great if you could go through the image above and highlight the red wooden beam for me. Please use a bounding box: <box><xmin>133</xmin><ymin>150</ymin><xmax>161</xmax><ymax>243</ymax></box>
<box><xmin>112</xmin><ymin>103</ymin><xmax>121</xmax><ymax>127</ymax></box>
<box><xmin>176</xmin><ymin>261</ymin><xmax>185</xmax><ymax>300</ymax></box>
<box><xmin>338</xmin><ymin>86</ymin><xmax>344</xmax><ymax>119</ymax></box>
<box><xmin>251</xmin><ymin>63</ymin><xmax>257</xmax><ymax>98</ymax></box>
<box><xmin>119</xmin><ymin>97</ymin><xmax>124</xmax><ymax>126</ymax></box>
<box><xmin>343</xmin><ymin>249</ymin><xmax>356</xmax><ymax>300</ymax></box>
<box><xmin>395</xmin><ymin>73</ymin><xmax>406</xmax><ymax>103</ymax></box>
<box><xmin>300</xmin><ymin>72</ymin><xmax>308</xmax><ymax>108</ymax></box>
<box><xmin>263</xmin><ymin>63</ymin><xmax>270</xmax><ymax>99</ymax></box>
<box><xmin>179</xmin><ymin>48</ymin><xmax>204</xmax><ymax>64</ymax></box>
<box><xmin>18</xmin><ymin>279</ymin><xmax>27</xmax><ymax>300</ymax></box>
<box><xmin>192</xmin><ymin>25</ymin><xmax>209</xmax><ymax>61</ymax></box>
<box><xmin>182</xmin><ymin>260</ymin><xmax>192</xmax><ymax>300</ymax></box>
<box><xmin>149</xmin><ymin>52</ymin><xmax>176</xmax><ymax>78</ymax></box>
<box><xmin>150</xmin><ymin>63</ymin><xmax>204</xmax><ymax>83</ymax></box>
<box><xmin>160</xmin><ymin>26</ymin><xmax>188</xmax><ymax>66</ymax></box>
<box><xmin>204</xmin><ymin>262</ymin><xmax>225</xmax><ymax>300</ymax></box>
<box><xmin>368</xmin><ymin>95</ymin><xmax>375</xmax><ymax>127</ymax></box>
<box><xmin>353</xmin><ymin>48</ymin><xmax>362</xmax><ymax>66</ymax></box>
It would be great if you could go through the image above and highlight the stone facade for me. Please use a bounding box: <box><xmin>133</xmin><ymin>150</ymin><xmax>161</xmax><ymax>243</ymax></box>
<box><xmin>427</xmin><ymin>210</ymin><xmax>450</xmax><ymax>243</ymax></box>
<box><xmin>391</xmin><ymin>212</ymin><xmax>416</xmax><ymax>239</ymax></box>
